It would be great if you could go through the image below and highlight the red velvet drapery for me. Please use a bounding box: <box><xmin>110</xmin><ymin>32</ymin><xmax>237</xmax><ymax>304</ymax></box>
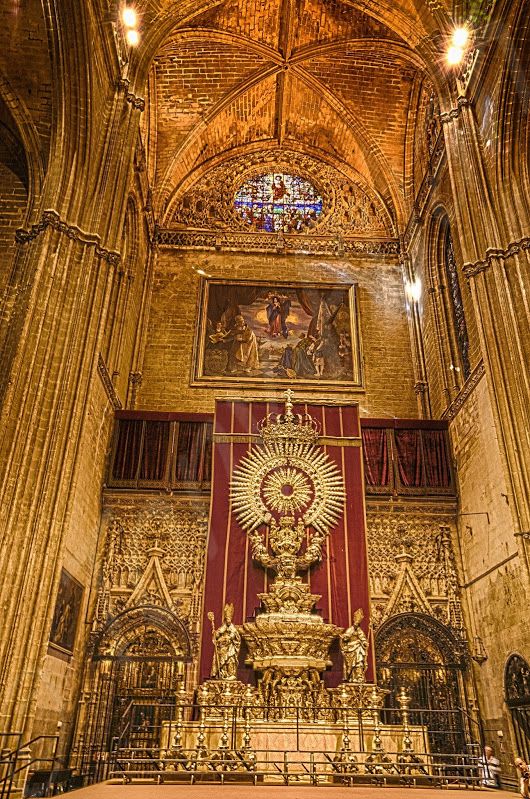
<box><xmin>199</xmin><ymin>399</ymin><xmax>373</xmax><ymax>687</ymax></box>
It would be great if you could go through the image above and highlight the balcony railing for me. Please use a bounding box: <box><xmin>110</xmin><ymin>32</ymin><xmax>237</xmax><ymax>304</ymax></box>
<box><xmin>106</xmin><ymin>413</ymin><xmax>454</xmax><ymax>497</ymax></box>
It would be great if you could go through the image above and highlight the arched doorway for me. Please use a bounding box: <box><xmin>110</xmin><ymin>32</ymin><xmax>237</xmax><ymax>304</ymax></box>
<box><xmin>376</xmin><ymin>613</ymin><xmax>470</xmax><ymax>754</ymax></box>
<box><xmin>77</xmin><ymin>605</ymin><xmax>191</xmax><ymax>781</ymax></box>
<box><xmin>505</xmin><ymin>654</ymin><xmax>530</xmax><ymax>762</ymax></box>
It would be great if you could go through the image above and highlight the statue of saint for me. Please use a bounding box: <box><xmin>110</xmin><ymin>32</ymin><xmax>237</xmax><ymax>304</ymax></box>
<box><xmin>209</xmin><ymin>603</ymin><xmax>241</xmax><ymax>680</ymax></box>
<box><xmin>340</xmin><ymin>608</ymin><xmax>368</xmax><ymax>683</ymax></box>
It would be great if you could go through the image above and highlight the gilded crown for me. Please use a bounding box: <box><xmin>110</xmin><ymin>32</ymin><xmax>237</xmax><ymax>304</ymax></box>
<box><xmin>258</xmin><ymin>389</ymin><xmax>320</xmax><ymax>445</ymax></box>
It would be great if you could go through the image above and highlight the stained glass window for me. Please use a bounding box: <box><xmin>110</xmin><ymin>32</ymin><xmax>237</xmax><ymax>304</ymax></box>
<box><xmin>234</xmin><ymin>172</ymin><xmax>323</xmax><ymax>233</ymax></box>
<box><xmin>444</xmin><ymin>225</ymin><xmax>471</xmax><ymax>380</ymax></box>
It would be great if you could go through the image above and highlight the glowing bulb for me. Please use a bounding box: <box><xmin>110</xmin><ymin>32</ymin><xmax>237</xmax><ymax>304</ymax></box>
<box><xmin>447</xmin><ymin>45</ymin><xmax>464</xmax><ymax>65</ymax></box>
<box><xmin>452</xmin><ymin>27</ymin><xmax>469</xmax><ymax>48</ymax></box>
<box><xmin>126</xmin><ymin>28</ymin><xmax>140</xmax><ymax>46</ymax></box>
<box><xmin>405</xmin><ymin>277</ymin><xmax>422</xmax><ymax>304</ymax></box>
<box><xmin>122</xmin><ymin>6</ymin><xmax>137</xmax><ymax>27</ymax></box>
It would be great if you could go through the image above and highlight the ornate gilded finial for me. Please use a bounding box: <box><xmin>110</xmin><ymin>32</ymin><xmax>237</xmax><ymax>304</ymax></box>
<box><xmin>284</xmin><ymin>388</ymin><xmax>294</xmax><ymax>418</ymax></box>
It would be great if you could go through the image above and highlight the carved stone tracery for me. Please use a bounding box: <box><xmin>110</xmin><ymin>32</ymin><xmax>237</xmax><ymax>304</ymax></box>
<box><xmin>168</xmin><ymin>150</ymin><xmax>392</xmax><ymax>236</ymax></box>
<box><xmin>366</xmin><ymin>514</ymin><xmax>464</xmax><ymax>639</ymax></box>
<box><xmin>94</xmin><ymin>502</ymin><xmax>208</xmax><ymax>637</ymax></box>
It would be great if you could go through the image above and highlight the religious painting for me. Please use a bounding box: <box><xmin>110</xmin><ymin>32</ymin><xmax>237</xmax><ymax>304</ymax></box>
<box><xmin>192</xmin><ymin>278</ymin><xmax>362</xmax><ymax>390</ymax></box>
<box><xmin>49</xmin><ymin>569</ymin><xmax>84</xmax><ymax>654</ymax></box>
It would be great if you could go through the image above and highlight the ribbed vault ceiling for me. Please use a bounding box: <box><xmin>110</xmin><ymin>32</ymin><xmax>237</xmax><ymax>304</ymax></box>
<box><xmin>149</xmin><ymin>0</ymin><xmax>446</xmax><ymax>229</ymax></box>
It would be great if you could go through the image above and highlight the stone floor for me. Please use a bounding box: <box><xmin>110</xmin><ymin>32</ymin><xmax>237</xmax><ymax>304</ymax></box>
<box><xmin>68</xmin><ymin>784</ymin><xmax>516</xmax><ymax>798</ymax></box>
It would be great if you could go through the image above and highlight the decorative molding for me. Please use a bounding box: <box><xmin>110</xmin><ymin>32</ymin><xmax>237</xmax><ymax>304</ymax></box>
<box><xmin>366</xmin><ymin>515</ymin><xmax>464</xmax><ymax>639</ymax></box>
<box><xmin>116</xmin><ymin>77</ymin><xmax>145</xmax><ymax>111</ymax></box>
<box><xmin>441</xmin><ymin>361</ymin><xmax>485</xmax><ymax>421</ymax></box>
<box><xmin>168</xmin><ymin>149</ymin><xmax>392</xmax><ymax>237</ymax></box>
<box><xmin>457</xmin><ymin>48</ymin><xmax>480</xmax><ymax>92</ymax></box>
<box><xmin>463</xmin><ymin>235</ymin><xmax>530</xmax><ymax>277</ymax></box>
<box><xmin>213</xmin><ymin>433</ymin><xmax>360</xmax><ymax>447</ymax></box>
<box><xmin>440</xmin><ymin>96</ymin><xmax>471</xmax><ymax>124</ymax></box>
<box><xmin>128</xmin><ymin>371</ymin><xmax>143</xmax><ymax>409</ymax></box>
<box><xmin>98</xmin><ymin>354</ymin><xmax>123</xmax><ymax>410</ymax></box>
<box><xmin>93</xmin><ymin>502</ymin><xmax>208</xmax><ymax>635</ymax></box>
<box><xmin>155</xmin><ymin>228</ymin><xmax>399</xmax><ymax>257</ymax></box>
<box><xmin>414</xmin><ymin>380</ymin><xmax>429</xmax><ymax>396</ymax></box>
<box><xmin>16</xmin><ymin>210</ymin><xmax>121</xmax><ymax>266</ymax></box>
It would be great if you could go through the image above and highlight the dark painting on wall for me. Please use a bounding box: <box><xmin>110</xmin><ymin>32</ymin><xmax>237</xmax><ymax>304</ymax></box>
<box><xmin>192</xmin><ymin>279</ymin><xmax>362</xmax><ymax>391</ymax></box>
<box><xmin>49</xmin><ymin>569</ymin><xmax>84</xmax><ymax>654</ymax></box>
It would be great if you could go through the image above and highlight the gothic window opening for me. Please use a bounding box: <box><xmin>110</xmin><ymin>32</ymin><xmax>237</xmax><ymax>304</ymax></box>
<box><xmin>505</xmin><ymin>654</ymin><xmax>530</xmax><ymax>762</ymax></box>
<box><xmin>234</xmin><ymin>172</ymin><xmax>323</xmax><ymax>233</ymax></box>
<box><xmin>443</xmin><ymin>224</ymin><xmax>471</xmax><ymax>381</ymax></box>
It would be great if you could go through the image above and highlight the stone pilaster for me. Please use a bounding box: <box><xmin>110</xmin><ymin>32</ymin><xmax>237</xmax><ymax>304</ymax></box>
<box><xmin>0</xmin><ymin>77</ymin><xmax>143</xmax><ymax>734</ymax></box>
<box><xmin>442</xmin><ymin>99</ymin><xmax>530</xmax><ymax>563</ymax></box>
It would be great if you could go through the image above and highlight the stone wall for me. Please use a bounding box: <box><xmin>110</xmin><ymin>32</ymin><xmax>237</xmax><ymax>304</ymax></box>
<box><xmin>138</xmin><ymin>248</ymin><xmax>417</xmax><ymax>417</ymax></box>
<box><xmin>449</xmin><ymin>374</ymin><xmax>529</xmax><ymax>746</ymax></box>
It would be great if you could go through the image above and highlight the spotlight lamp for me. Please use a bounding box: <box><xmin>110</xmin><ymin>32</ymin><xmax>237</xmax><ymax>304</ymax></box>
<box><xmin>126</xmin><ymin>28</ymin><xmax>140</xmax><ymax>47</ymax></box>
<box><xmin>122</xmin><ymin>6</ymin><xmax>137</xmax><ymax>27</ymax></box>
<box><xmin>446</xmin><ymin>25</ymin><xmax>472</xmax><ymax>67</ymax></box>
<box><xmin>121</xmin><ymin>4</ymin><xmax>140</xmax><ymax>47</ymax></box>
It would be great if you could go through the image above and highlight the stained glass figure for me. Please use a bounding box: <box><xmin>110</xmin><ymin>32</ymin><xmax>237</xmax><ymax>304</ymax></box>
<box><xmin>234</xmin><ymin>172</ymin><xmax>323</xmax><ymax>233</ymax></box>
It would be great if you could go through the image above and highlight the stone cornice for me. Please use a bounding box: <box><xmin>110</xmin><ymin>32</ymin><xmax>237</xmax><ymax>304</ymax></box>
<box><xmin>441</xmin><ymin>361</ymin><xmax>485</xmax><ymax>421</ymax></box>
<box><xmin>98</xmin><ymin>354</ymin><xmax>123</xmax><ymax>410</ymax></box>
<box><xmin>116</xmin><ymin>78</ymin><xmax>145</xmax><ymax>111</ymax></box>
<box><xmin>155</xmin><ymin>228</ymin><xmax>399</xmax><ymax>257</ymax></box>
<box><xmin>440</xmin><ymin>96</ymin><xmax>471</xmax><ymax>124</ymax></box>
<box><xmin>16</xmin><ymin>210</ymin><xmax>121</xmax><ymax>266</ymax></box>
<box><xmin>463</xmin><ymin>235</ymin><xmax>530</xmax><ymax>277</ymax></box>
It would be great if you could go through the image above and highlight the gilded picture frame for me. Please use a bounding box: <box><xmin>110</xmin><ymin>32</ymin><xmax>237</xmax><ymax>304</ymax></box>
<box><xmin>191</xmin><ymin>278</ymin><xmax>363</xmax><ymax>391</ymax></box>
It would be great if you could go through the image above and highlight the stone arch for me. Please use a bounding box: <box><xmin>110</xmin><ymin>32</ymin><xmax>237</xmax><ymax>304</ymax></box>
<box><xmin>422</xmin><ymin>206</ymin><xmax>473</xmax><ymax>410</ymax></box>
<box><xmin>375</xmin><ymin>612</ymin><xmax>468</xmax><ymax>753</ymax></box>
<box><xmin>493</xmin><ymin>0</ymin><xmax>530</xmax><ymax>232</ymax></box>
<box><xmin>93</xmin><ymin>603</ymin><xmax>193</xmax><ymax>661</ymax></box>
<box><xmin>504</xmin><ymin>652</ymin><xmax>530</xmax><ymax>761</ymax></box>
<box><xmin>0</xmin><ymin>69</ymin><xmax>45</xmax><ymax>208</ymax></box>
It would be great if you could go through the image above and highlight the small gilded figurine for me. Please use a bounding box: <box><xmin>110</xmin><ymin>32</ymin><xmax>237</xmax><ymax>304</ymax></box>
<box><xmin>340</xmin><ymin>607</ymin><xmax>368</xmax><ymax>683</ymax></box>
<box><xmin>208</xmin><ymin>603</ymin><xmax>241</xmax><ymax>680</ymax></box>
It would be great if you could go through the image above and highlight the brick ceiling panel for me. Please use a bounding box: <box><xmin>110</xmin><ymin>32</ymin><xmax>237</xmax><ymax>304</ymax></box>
<box><xmin>157</xmin><ymin>74</ymin><xmax>278</xmax><ymax>206</ymax></box>
<box><xmin>154</xmin><ymin>41</ymin><xmax>270</xmax><ymax>182</ymax></box>
<box><xmin>291</xmin><ymin>0</ymin><xmax>402</xmax><ymax>51</ymax></box>
<box><xmin>190</xmin><ymin>0</ymin><xmax>281</xmax><ymax>50</ymax></box>
<box><xmin>304</xmin><ymin>52</ymin><xmax>417</xmax><ymax>189</ymax></box>
<box><xmin>284</xmin><ymin>74</ymin><xmax>373</xmax><ymax>183</ymax></box>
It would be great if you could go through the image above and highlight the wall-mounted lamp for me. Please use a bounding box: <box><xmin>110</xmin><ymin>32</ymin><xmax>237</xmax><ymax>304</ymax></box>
<box><xmin>405</xmin><ymin>277</ymin><xmax>422</xmax><ymax>304</ymax></box>
<box><xmin>122</xmin><ymin>4</ymin><xmax>140</xmax><ymax>46</ymax></box>
<box><xmin>446</xmin><ymin>26</ymin><xmax>471</xmax><ymax>66</ymax></box>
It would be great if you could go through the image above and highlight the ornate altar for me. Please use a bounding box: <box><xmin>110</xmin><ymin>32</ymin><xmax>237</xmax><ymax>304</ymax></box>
<box><xmin>152</xmin><ymin>392</ymin><xmax>433</xmax><ymax>784</ymax></box>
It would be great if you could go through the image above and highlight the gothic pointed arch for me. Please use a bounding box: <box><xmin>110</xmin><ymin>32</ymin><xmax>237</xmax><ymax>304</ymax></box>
<box><xmin>505</xmin><ymin>653</ymin><xmax>530</xmax><ymax>762</ymax></box>
<box><xmin>376</xmin><ymin>612</ymin><xmax>468</xmax><ymax>753</ymax></box>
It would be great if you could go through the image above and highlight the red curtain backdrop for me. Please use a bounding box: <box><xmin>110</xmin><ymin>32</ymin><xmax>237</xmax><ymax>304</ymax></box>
<box><xmin>200</xmin><ymin>399</ymin><xmax>373</xmax><ymax>687</ymax></box>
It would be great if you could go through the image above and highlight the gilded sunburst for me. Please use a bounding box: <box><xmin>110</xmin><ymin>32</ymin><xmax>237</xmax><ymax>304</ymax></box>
<box><xmin>261</xmin><ymin>466</ymin><xmax>313</xmax><ymax>515</ymax></box>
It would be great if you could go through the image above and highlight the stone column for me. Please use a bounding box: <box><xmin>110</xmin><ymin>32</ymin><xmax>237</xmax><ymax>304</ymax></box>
<box><xmin>442</xmin><ymin>98</ymin><xmax>530</xmax><ymax>565</ymax></box>
<box><xmin>0</xmin><ymin>68</ymin><xmax>144</xmax><ymax>735</ymax></box>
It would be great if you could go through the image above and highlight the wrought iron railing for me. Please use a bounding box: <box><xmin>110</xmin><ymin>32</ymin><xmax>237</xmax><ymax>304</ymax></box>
<box><xmin>0</xmin><ymin>734</ymin><xmax>60</xmax><ymax>799</ymax></box>
<box><xmin>76</xmin><ymin>698</ymin><xmax>482</xmax><ymax>787</ymax></box>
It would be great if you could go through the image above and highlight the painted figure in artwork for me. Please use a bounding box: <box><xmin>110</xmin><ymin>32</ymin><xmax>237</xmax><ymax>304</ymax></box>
<box><xmin>226</xmin><ymin>315</ymin><xmax>259</xmax><ymax>373</ymax></box>
<box><xmin>209</xmin><ymin>604</ymin><xmax>241</xmax><ymax>680</ymax></box>
<box><xmin>341</xmin><ymin>608</ymin><xmax>368</xmax><ymax>683</ymax></box>
<box><xmin>272</xmin><ymin>174</ymin><xmax>289</xmax><ymax>202</ymax></box>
